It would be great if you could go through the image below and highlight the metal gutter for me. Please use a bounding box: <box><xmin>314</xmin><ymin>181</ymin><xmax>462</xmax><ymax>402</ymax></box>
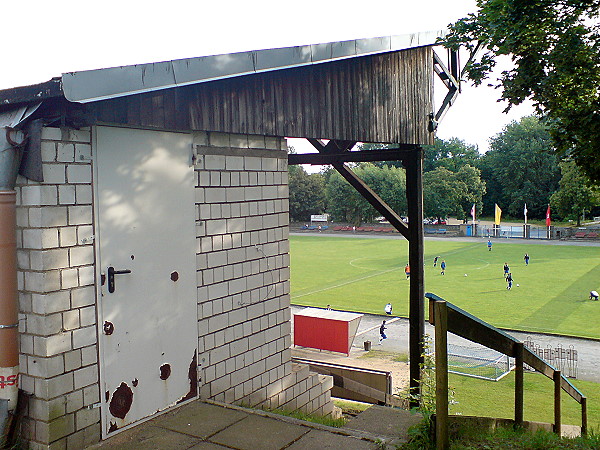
<box><xmin>62</xmin><ymin>30</ymin><xmax>446</xmax><ymax>104</ymax></box>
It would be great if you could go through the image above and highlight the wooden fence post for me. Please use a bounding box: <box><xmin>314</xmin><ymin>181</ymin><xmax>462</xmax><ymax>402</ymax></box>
<box><xmin>581</xmin><ymin>396</ymin><xmax>587</xmax><ymax>436</ymax></box>
<box><xmin>553</xmin><ymin>370</ymin><xmax>561</xmax><ymax>435</ymax></box>
<box><xmin>514</xmin><ymin>342</ymin><xmax>524</xmax><ymax>427</ymax></box>
<box><xmin>434</xmin><ymin>300</ymin><xmax>449</xmax><ymax>450</ymax></box>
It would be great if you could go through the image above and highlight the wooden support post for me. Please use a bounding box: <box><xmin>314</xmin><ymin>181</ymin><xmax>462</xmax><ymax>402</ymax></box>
<box><xmin>434</xmin><ymin>300</ymin><xmax>449</xmax><ymax>450</ymax></box>
<box><xmin>405</xmin><ymin>148</ymin><xmax>425</xmax><ymax>405</ymax></box>
<box><xmin>581</xmin><ymin>397</ymin><xmax>587</xmax><ymax>436</ymax></box>
<box><xmin>514</xmin><ymin>342</ymin><xmax>524</xmax><ymax>427</ymax></box>
<box><xmin>553</xmin><ymin>370</ymin><xmax>561</xmax><ymax>435</ymax></box>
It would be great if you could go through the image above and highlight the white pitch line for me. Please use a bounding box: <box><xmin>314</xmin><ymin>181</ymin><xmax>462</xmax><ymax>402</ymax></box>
<box><xmin>291</xmin><ymin>266</ymin><xmax>401</xmax><ymax>299</ymax></box>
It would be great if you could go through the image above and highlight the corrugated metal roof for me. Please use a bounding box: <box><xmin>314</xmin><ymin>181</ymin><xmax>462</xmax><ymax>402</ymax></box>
<box><xmin>62</xmin><ymin>30</ymin><xmax>445</xmax><ymax>104</ymax></box>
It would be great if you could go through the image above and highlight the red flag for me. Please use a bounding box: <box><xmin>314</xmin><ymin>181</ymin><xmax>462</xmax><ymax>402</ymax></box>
<box><xmin>546</xmin><ymin>205</ymin><xmax>551</xmax><ymax>227</ymax></box>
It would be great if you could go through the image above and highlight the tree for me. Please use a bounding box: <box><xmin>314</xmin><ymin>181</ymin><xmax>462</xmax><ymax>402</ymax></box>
<box><xmin>288</xmin><ymin>165</ymin><xmax>327</xmax><ymax>222</ymax></box>
<box><xmin>361</xmin><ymin>138</ymin><xmax>481</xmax><ymax>172</ymax></box>
<box><xmin>423</xmin><ymin>137</ymin><xmax>480</xmax><ymax>173</ymax></box>
<box><xmin>478</xmin><ymin>116</ymin><xmax>560</xmax><ymax>218</ymax></box>
<box><xmin>454</xmin><ymin>164</ymin><xmax>487</xmax><ymax>221</ymax></box>
<box><xmin>443</xmin><ymin>0</ymin><xmax>600</xmax><ymax>181</ymax></box>
<box><xmin>325</xmin><ymin>164</ymin><xmax>407</xmax><ymax>224</ymax></box>
<box><xmin>423</xmin><ymin>165</ymin><xmax>486</xmax><ymax>221</ymax></box>
<box><xmin>550</xmin><ymin>161</ymin><xmax>600</xmax><ymax>225</ymax></box>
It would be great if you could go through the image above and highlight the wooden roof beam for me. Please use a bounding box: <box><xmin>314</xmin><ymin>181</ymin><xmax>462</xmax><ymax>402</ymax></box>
<box><xmin>288</xmin><ymin>145</ymin><xmax>419</xmax><ymax>165</ymax></box>
<box><xmin>306</xmin><ymin>139</ymin><xmax>410</xmax><ymax>239</ymax></box>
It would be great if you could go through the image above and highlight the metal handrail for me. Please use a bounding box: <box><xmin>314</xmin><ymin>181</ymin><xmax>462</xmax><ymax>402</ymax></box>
<box><xmin>426</xmin><ymin>293</ymin><xmax>587</xmax><ymax>436</ymax></box>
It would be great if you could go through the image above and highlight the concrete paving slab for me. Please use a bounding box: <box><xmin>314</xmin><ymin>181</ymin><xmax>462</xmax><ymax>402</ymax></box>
<box><xmin>286</xmin><ymin>428</ymin><xmax>377</xmax><ymax>449</ymax></box>
<box><xmin>89</xmin><ymin>424</ymin><xmax>202</xmax><ymax>449</ymax></box>
<box><xmin>89</xmin><ymin>400</ymin><xmax>393</xmax><ymax>449</ymax></box>
<box><xmin>209</xmin><ymin>414</ymin><xmax>309</xmax><ymax>450</ymax></box>
<box><xmin>344</xmin><ymin>405</ymin><xmax>422</xmax><ymax>442</ymax></box>
<box><xmin>188</xmin><ymin>442</ymin><xmax>232</xmax><ymax>449</ymax></box>
<box><xmin>157</xmin><ymin>401</ymin><xmax>248</xmax><ymax>438</ymax></box>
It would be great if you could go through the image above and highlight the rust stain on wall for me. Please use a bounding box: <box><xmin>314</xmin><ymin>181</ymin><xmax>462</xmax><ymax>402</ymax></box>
<box><xmin>159</xmin><ymin>364</ymin><xmax>171</xmax><ymax>380</ymax></box>
<box><xmin>108</xmin><ymin>422</ymin><xmax>118</xmax><ymax>433</ymax></box>
<box><xmin>177</xmin><ymin>351</ymin><xmax>198</xmax><ymax>404</ymax></box>
<box><xmin>109</xmin><ymin>382</ymin><xmax>134</xmax><ymax>419</ymax></box>
<box><xmin>132</xmin><ymin>378</ymin><xmax>139</xmax><ymax>387</ymax></box>
<box><xmin>103</xmin><ymin>321</ymin><xmax>114</xmax><ymax>335</ymax></box>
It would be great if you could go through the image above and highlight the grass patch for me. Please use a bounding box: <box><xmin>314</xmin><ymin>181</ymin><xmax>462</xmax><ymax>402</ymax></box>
<box><xmin>291</xmin><ymin>235</ymin><xmax>600</xmax><ymax>339</ymax></box>
<box><xmin>358</xmin><ymin>349</ymin><xmax>409</xmax><ymax>363</ymax></box>
<box><xmin>266</xmin><ymin>407</ymin><xmax>347</xmax><ymax>427</ymax></box>
<box><xmin>447</xmin><ymin>372</ymin><xmax>600</xmax><ymax>429</ymax></box>
<box><xmin>452</xmin><ymin>425</ymin><xmax>600</xmax><ymax>449</ymax></box>
<box><xmin>398</xmin><ymin>419</ymin><xmax>600</xmax><ymax>450</ymax></box>
<box><xmin>333</xmin><ymin>399</ymin><xmax>371</xmax><ymax>415</ymax></box>
<box><xmin>401</xmin><ymin>418</ymin><xmax>600</xmax><ymax>449</ymax></box>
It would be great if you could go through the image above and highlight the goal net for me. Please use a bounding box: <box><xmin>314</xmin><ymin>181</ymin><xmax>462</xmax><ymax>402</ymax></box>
<box><xmin>445</xmin><ymin>343</ymin><xmax>514</xmax><ymax>381</ymax></box>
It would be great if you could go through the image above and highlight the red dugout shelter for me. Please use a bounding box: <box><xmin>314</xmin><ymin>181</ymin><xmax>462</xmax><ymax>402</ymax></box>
<box><xmin>294</xmin><ymin>308</ymin><xmax>363</xmax><ymax>356</ymax></box>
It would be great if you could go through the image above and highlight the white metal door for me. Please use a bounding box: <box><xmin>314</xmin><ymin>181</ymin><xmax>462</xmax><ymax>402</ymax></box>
<box><xmin>94</xmin><ymin>126</ymin><xmax>198</xmax><ymax>436</ymax></box>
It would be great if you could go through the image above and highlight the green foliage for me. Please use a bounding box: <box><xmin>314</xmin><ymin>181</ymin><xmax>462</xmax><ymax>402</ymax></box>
<box><xmin>443</xmin><ymin>0</ymin><xmax>600</xmax><ymax>182</ymax></box>
<box><xmin>423</xmin><ymin>137</ymin><xmax>480</xmax><ymax>173</ymax></box>
<box><xmin>290</xmin><ymin>236</ymin><xmax>600</xmax><ymax>338</ymax></box>
<box><xmin>550</xmin><ymin>160</ymin><xmax>600</xmax><ymax>225</ymax></box>
<box><xmin>423</xmin><ymin>165</ymin><xmax>486</xmax><ymax>221</ymax></box>
<box><xmin>325</xmin><ymin>163</ymin><xmax>407</xmax><ymax>224</ymax></box>
<box><xmin>478</xmin><ymin>116</ymin><xmax>560</xmax><ymax>218</ymax></box>
<box><xmin>288</xmin><ymin>165</ymin><xmax>327</xmax><ymax>221</ymax></box>
<box><xmin>398</xmin><ymin>336</ymin><xmax>443</xmax><ymax>416</ymax></box>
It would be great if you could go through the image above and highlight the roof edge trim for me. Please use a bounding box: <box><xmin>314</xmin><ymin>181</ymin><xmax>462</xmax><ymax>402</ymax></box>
<box><xmin>62</xmin><ymin>30</ymin><xmax>446</xmax><ymax>104</ymax></box>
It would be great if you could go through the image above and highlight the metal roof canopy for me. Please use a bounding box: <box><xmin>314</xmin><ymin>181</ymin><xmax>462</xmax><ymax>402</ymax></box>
<box><xmin>61</xmin><ymin>30</ymin><xmax>445</xmax><ymax>104</ymax></box>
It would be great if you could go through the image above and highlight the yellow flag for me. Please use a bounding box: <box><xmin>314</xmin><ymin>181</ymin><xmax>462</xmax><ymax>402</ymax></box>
<box><xmin>494</xmin><ymin>204</ymin><xmax>502</xmax><ymax>225</ymax></box>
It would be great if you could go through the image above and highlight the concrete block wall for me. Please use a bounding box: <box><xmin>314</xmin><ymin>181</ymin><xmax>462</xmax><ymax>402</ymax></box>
<box><xmin>15</xmin><ymin>127</ymin><xmax>101</xmax><ymax>449</ymax></box>
<box><xmin>13</xmin><ymin>126</ymin><xmax>337</xmax><ymax>448</ymax></box>
<box><xmin>194</xmin><ymin>132</ymin><xmax>337</xmax><ymax>416</ymax></box>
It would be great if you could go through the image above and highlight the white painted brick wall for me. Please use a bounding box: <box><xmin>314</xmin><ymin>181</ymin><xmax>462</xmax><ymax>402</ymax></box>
<box><xmin>195</xmin><ymin>133</ymin><xmax>335</xmax><ymax>417</ymax></box>
<box><xmin>16</xmin><ymin>127</ymin><xmax>100</xmax><ymax>448</ymax></box>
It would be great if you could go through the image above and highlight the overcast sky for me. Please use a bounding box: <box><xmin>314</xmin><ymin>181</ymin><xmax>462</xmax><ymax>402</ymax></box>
<box><xmin>3</xmin><ymin>0</ymin><xmax>533</xmax><ymax>153</ymax></box>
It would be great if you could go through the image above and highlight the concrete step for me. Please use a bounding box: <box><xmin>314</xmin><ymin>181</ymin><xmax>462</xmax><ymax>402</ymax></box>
<box><xmin>343</xmin><ymin>405</ymin><xmax>423</xmax><ymax>445</ymax></box>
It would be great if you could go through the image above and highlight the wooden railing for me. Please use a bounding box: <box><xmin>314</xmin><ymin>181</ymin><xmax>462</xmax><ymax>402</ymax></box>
<box><xmin>426</xmin><ymin>293</ymin><xmax>587</xmax><ymax>449</ymax></box>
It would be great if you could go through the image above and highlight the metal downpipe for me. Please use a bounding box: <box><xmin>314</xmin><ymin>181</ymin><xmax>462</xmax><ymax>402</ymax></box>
<box><xmin>0</xmin><ymin>126</ymin><xmax>26</xmax><ymax>432</ymax></box>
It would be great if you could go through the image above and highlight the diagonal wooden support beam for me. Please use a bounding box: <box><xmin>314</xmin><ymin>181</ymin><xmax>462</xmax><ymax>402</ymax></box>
<box><xmin>307</xmin><ymin>139</ymin><xmax>410</xmax><ymax>239</ymax></box>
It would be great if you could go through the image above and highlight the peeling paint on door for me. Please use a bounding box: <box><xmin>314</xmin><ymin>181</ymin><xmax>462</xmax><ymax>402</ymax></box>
<box><xmin>109</xmin><ymin>382</ymin><xmax>134</xmax><ymax>419</ymax></box>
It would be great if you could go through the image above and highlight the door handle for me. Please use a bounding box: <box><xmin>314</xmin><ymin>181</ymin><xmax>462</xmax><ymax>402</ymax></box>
<box><xmin>107</xmin><ymin>266</ymin><xmax>132</xmax><ymax>293</ymax></box>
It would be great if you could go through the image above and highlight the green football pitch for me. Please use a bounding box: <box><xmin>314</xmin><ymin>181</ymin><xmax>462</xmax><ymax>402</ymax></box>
<box><xmin>290</xmin><ymin>235</ymin><xmax>600</xmax><ymax>339</ymax></box>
